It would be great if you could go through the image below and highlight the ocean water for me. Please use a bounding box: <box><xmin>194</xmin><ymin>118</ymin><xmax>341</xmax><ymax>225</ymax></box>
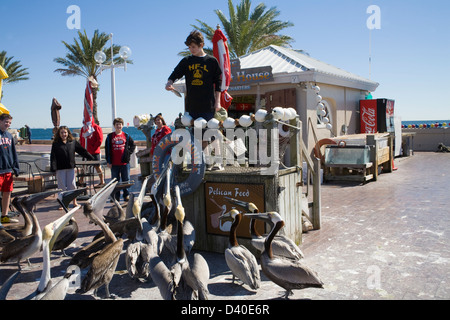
<box><xmin>21</xmin><ymin>119</ymin><xmax>450</xmax><ymax>141</ymax></box>
<box><xmin>25</xmin><ymin>126</ymin><xmax>148</xmax><ymax>141</ymax></box>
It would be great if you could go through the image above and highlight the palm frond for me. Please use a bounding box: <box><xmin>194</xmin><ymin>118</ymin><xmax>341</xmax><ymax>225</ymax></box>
<box><xmin>185</xmin><ymin>0</ymin><xmax>294</xmax><ymax>59</ymax></box>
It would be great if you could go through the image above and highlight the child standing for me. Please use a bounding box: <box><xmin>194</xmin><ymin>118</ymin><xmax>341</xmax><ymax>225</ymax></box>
<box><xmin>105</xmin><ymin>118</ymin><xmax>136</xmax><ymax>201</ymax></box>
<box><xmin>50</xmin><ymin>126</ymin><xmax>94</xmax><ymax>207</ymax></box>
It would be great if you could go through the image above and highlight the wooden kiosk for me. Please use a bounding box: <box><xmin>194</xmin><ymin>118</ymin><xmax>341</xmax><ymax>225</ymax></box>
<box><xmin>145</xmin><ymin>118</ymin><xmax>322</xmax><ymax>255</ymax></box>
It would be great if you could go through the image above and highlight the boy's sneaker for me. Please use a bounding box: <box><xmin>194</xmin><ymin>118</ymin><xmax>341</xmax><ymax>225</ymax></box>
<box><xmin>1</xmin><ymin>216</ymin><xmax>19</xmax><ymax>224</ymax></box>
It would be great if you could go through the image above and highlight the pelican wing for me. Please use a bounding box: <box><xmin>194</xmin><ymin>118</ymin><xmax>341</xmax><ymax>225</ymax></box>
<box><xmin>225</xmin><ymin>246</ymin><xmax>261</xmax><ymax>290</ymax></box>
<box><xmin>1</xmin><ymin>235</ymin><xmax>39</xmax><ymax>263</ymax></box>
<box><xmin>81</xmin><ymin>239</ymin><xmax>124</xmax><ymax>293</ymax></box>
<box><xmin>126</xmin><ymin>242</ymin><xmax>141</xmax><ymax>279</ymax></box>
<box><xmin>185</xmin><ymin>253</ymin><xmax>210</xmax><ymax>300</ymax></box>
<box><xmin>273</xmin><ymin>235</ymin><xmax>305</xmax><ymax>260</ymax></box>
<box><xmin>149</xmin><ymin>254</ymin><xmax>176</xmax><ymax>300</ymax></box>
<box><xmin>261</xmin><ymin>255</ymin><xmax>323</xmax><ymax>291</ymax></box>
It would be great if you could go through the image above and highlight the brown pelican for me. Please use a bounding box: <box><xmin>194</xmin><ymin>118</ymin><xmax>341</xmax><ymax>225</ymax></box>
<box><xmin>126</xmin><ymin>176</ymin><xmax>155</xmax><ymax>281</ymax></box>
<box><xmin>104</xmin><ymin>197</ymin><xmax>126</xmax><ymax>225</ymax></box>
<box><xmin>173</xmin><ymin>187</ymin><xmax>209</xmax><ymax>300</ymax></box>
<box><xmin>1</xmin><ymin>190</ymin><xmax>60</xmax><ymax>270</ymax></box>
<box><xmin>219</xmin><ymin>209</ymin><xmax>261</xmax><ymax>291</ymax></box>
<box><xmin>78</xmin><ymin>180</ymin><xmax>124</xmax><ymax>299</ymax></box>
<box><xmin>158</xmin><ymin>183</ymin><xmax>195</xmax><ymax>260</ymax></box>
<box><xmin>34</xmin><ymin>206</ymin><xmax>81</xmax><ymax>300</ymax></box>
<box><xmin>244</xmin><ymin>212</ymin><xmax>323</xmax><ymax>299</ymax></box>
<box><xmin>52</xmin><ymin>189</ymin><xmax>87</xmax><ymax>256</ymax></box>
<box><xmin>226</xmin><ymin>197</ymin><xmax>304</xmax><ymax>260</ymax></box>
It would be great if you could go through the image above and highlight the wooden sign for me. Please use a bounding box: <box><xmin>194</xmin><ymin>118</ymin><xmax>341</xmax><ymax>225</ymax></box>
<box><xmin>205</xmin><ymin>182</ymin><xmax>266</xmax><ymax>238</ymax></box>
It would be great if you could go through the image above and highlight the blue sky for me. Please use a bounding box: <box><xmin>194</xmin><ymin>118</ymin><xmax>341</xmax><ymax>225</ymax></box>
<box><xmin>1</xmin><ymin>0</ymin><xmax>449</xmax><ymax>128</ymax></box>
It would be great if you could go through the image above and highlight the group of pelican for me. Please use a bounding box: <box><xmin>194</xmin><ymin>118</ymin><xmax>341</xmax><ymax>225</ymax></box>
<box><xmin>134</xmin><ymin>160</ymin><xmax>210</xmax><ymax>300</ymax></box>
<box><xmin>1</xmin><ymin>162</ymin><xmax>323</xmax><ymax>300</ymax></box>
<box><xmin>220</xmin><ymin>197</ymin><xmax>324</xmax><ymax>299</ymax></box>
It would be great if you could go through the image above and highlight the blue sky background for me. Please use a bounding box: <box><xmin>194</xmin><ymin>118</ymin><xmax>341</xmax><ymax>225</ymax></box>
<box><xmin>1</xmin><ymin>0</ymin><xmax>449</xmax><ymax>128</ymax></box>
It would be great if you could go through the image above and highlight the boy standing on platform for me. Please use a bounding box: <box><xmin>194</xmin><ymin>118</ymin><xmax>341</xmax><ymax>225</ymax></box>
<box><xmin>105</xmin><ymin>117</ymin><xmax>136</xmax><ymax>202</ymax></box>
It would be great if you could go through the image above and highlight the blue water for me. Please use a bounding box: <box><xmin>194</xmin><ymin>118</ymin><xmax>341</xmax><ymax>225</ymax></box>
<box><xmin>23</xmin><ymin>120</ymin><xmax>450</xmax><ymax>141</ymax></box>
<box><xmin>26</xmin><ymin>126</ymin><xmax>149</xmax><ymax>141</ymax></box>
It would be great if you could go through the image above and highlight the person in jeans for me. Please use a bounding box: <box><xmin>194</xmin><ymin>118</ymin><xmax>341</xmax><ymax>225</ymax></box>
<box><xmin>105</xmin><ymin>117</ymin><xmax>136</xmax><ymax>201</ymax></box>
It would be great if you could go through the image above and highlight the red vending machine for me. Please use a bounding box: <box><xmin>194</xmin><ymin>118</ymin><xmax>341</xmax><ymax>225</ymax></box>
<box><xmin>360</xmin><ymin>99</ymin><xmax>395</xmax><ymax>133</ymax></box>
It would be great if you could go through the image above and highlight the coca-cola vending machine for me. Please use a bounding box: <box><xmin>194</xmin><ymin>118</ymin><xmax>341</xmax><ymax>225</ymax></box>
<box><xmin>360</xmin><ymin>99</ymin><xmax>395</xmax><ymax>134</ymax></box>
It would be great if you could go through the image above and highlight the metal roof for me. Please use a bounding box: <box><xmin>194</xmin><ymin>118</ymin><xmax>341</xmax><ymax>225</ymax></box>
<box><xmin>238</xmin><ymin>45</ymin><xmax>379</xmax><ymax>91</ymax></box>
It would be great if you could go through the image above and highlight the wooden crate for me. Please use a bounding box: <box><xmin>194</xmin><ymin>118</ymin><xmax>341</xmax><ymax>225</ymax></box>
<box><xmin>181</xmin><ymin>166</ymin><xmax>304</xmax><ymax>254</ymax></box>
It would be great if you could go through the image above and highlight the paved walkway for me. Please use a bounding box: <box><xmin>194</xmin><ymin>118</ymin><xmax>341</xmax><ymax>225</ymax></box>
<box><xmin>1</xmin><ymin>145</ymin><xmax>449</xmax><ymax>300</ymax></box>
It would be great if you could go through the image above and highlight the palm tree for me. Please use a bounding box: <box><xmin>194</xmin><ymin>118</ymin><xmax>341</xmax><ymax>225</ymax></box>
<box><xmin>54</xmin><ymin>29</ymin><xmax>132</xmax><ymax>124</ymax></box>
<box><xmin>0</xmin><ymin>51</ymin><xmax>30</xmax><ymax>101</ymax></box>
<box><xmin>187</xmin><ymin>0</ymin><xmax>294</xmax><ymax>58</ymax></box>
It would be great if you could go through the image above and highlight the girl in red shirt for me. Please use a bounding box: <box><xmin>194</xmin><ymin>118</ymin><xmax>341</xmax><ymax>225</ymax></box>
<box><xmin>150</xmin><ymin>114</ymin><xmax>172</xmax><ymax>156</ymax></box>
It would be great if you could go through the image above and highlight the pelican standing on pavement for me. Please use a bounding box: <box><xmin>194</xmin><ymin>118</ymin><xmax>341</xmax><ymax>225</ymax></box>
<box><xmin>172</xmin><ymin>185</ymin><xmax>209</xmax><ymax>300</ymax></box>
<box><xmin>77</xmin><ymin>180</ymin><xmax>124</xmax><ymax>299</ymax></box>
<box><xmin>245</xmin><ymin>212</ymin><xmax>323</xmax><ymax>299</ymax></box>
<box><xmin>226</xmin><ymin>197</ymin><xmax>304</xmax><ymax>260</ymax></box>
<box><xmin>219</xmin><ymin>209</ymin><xmax>260</xmax><ymax>291</ymax></box>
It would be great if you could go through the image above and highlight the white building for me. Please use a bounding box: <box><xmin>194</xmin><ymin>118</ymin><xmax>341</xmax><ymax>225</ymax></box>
<box><xmin>174</xmin><ymin>45</ymin><xmax>379</xmax><ymax>152</ymax></box>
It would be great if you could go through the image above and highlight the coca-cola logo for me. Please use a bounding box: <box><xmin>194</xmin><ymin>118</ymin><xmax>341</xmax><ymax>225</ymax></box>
<box><xmin>362</xmin><ymin>106</ymin><xmax>376</xmax><ymax>133</ymax></box>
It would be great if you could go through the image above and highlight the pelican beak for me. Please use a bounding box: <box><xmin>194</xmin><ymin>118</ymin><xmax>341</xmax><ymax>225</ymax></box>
<box><xmin>48</xmin><ymin>205</ymin><xmax>81</xmax><ymax>252</ymax></box>
<box><xmin>243</xmin><ymin>212</ymin><xmax>273</xmax><ymax>226</ymax></box>
<box><xmin>89</xmin><ymin>179</ymin><xmax>117</xmax><ymax>204</ymax></box>
<box><xmin>88</xmin><ymin>179</ymin><xmax>118</xmax><ymax>219</ymax></box>
<box><xmin>224</xmin><ymin>197</ymin><xmax>258</xmax><ymax>213</ymax></box>
<box><xmin>219</xmin><ymin>209</ymin><xmax>239</xmax><ymax>222</ymax></box>
<box><xmin>21</xmin><ymin>189</ymin><xmax>61</xmax><ymax>213</ymax></box>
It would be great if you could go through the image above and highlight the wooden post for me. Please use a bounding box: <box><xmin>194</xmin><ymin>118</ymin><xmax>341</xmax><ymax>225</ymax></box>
<box><xmin>367</xmin><ymin>135</ymin><xmax>378</xmax><ymax>181</ymax></box>
<box><xmin>312</xmin><ymin>156</ymin><xmax>321</xmax><ymax>230</ymax></box>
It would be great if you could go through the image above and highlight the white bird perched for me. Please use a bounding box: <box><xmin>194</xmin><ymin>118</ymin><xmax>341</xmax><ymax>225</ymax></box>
<box><xmin>219</xmin><ymin>209</ymin><xmax>261</xmax><ymax>291</ymax></box>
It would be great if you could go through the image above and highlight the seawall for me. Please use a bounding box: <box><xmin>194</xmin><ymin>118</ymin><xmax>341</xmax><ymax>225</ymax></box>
<box><xmin>403</xmin><ymin>127</ymin><xmax>450</xmax><ymax>151</ymax></box>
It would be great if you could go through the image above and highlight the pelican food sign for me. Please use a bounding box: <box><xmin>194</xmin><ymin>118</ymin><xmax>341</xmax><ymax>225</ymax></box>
<box><xmin>229</xmin><ymin>59</ymin><xmax>273</xmax><ymax>89</ymax></box>
<box><xmin>205</xmin><ymin>182</ymin><xmax>266</xmax><ymax>238</ymax></box>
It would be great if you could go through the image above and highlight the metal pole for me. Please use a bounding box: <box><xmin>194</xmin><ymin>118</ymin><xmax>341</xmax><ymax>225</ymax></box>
<box><xmin>110</xmin><ymin>34</ymin><xmax>117</xmax><ymax>123</ymax></box>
